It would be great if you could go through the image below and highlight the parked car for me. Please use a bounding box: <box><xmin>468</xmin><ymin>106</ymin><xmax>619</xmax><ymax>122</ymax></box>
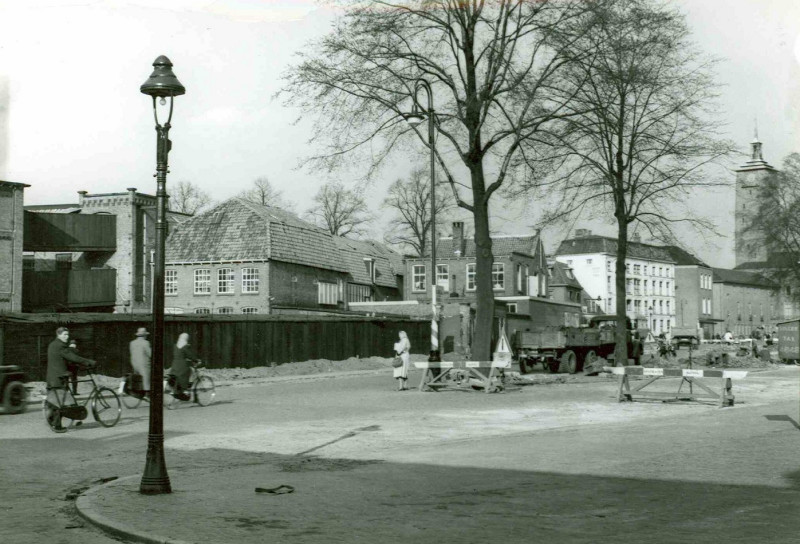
<box><xmin>0</xmin><ymin>365</ymin><xmax>28</xmax><ymax>414</ymax></box>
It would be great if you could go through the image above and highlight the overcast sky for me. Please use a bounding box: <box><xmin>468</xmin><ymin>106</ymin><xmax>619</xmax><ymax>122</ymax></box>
<box><xmin>1</xmin><ymin>0</ymin><xmax>799</xmax><ymax>268</ymax></box>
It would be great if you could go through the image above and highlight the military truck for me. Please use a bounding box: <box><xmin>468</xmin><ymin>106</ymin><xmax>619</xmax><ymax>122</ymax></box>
<box><xmin>514</xmin><ymin>316</ymin><xmax>642</xmax><ymax>374</ymax></box>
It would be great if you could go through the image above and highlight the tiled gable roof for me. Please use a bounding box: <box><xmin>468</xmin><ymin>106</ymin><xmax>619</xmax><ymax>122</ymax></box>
<box><xmin>661</xmin><ymin>245</ymin><xmax>709</xmax><ymax>267</ymax></box>
<box><xmin>555</xmin><ymin>236</ymin><xmax>674</xmax><ymax>262</ymax></box>
<box><xmin>331</xmin><ymin>237</ymin><xmax>402</xmax><ymax>288</ymax></box>
<box><xmin>166</xmin><ymin>198</ymin><xmax>347</xmax><ymax>272</ymax></box>
<box><xmin>712</xmin><ymin>268</ymin><xmax>778</xmax><ymax>289</ymax></box>
<box><xmin>548</xmin><ymin>261</ymin><xmax>583</xmax><ymax>289</ymax></box>
<box><xmin>432</xmin><ymin>234</ymin><xmax>541</xmax><ymax>259</ymax></box>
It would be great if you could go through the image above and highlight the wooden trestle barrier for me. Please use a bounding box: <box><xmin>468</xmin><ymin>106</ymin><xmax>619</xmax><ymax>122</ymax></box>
<box><xmin>414</xmin><ymin>360</ymin><xmax>514</xmax><ymax>393</ymax></box>
<box><xmin>603</xmin><ymin>366</ymin><xmax>748</xmax><ymax>407</ymax></box>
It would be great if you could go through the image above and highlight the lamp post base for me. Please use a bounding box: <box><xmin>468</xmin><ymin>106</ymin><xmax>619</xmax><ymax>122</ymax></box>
<box><xmin>428</xmin><ymin>350</ymin><xmax>441</xmax><ymax>362</ymax></box>
<box><xmin>140</xmin><ymin>434</ymin><xmax>171</xmax><ymax>495</ymax></box>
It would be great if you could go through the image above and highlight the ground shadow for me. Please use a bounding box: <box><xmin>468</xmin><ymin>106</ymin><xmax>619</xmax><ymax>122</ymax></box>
<box><xmin>765</xmin><ymin>414</ymin><xmax>800</xmax><ymax>430</ymax></box>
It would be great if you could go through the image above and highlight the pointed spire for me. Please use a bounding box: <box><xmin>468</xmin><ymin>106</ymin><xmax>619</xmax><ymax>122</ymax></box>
<box><xmin>750</xmin><ymin>117</ymin><xmax>763</xmax><ymax>161</ymax></box>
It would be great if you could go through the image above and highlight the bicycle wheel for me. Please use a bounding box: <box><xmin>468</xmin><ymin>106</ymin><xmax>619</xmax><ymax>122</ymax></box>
<box><xmin>120</xmin><ymin>378</ymin><xmax>143</xmax><ymax>409</ymax></box>
<box><xmin>43</xmin><ymin>389</ymin><xmax>76</xmax><ymax>432</ymax></box>
<box><xmin>193</xmin><ymin>375</ymin><xmax>215</xmax><ymax>406</ymax></box>
<box><xmin>91</xmin><ymin>387</ymin><xmax>121</xmax><ymax>427</ymax></box>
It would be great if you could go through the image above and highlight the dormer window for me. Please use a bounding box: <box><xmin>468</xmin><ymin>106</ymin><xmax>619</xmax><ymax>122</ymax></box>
<box><xmin>363</xmin><ymin>258</ymin><xmax>375</xmax><ymax>283</ymax></box>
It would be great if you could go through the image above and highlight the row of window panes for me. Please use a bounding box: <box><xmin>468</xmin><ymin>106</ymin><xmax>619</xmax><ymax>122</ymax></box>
<box><xmin>165</xmin><ymin>268</ymin><xmax>260</xmax><ymax>296</ymax></box>
<box><xmin>626</xmin><ymin>300</ymin><xmax>672</xmax><ymax>314</ymax></box>
<box><xmin>700</xmin><ymin>273</ymin><xmax>713</xmax><ymax>290</ymax></box>
<box><xmin>412</xmin><ymin>263</ymin><xmax>505</xmax><ymax>292</ymax></box>
<box><xmin>701</xmin><ymin>298</ymin><xmax>712</xmax><ymax>314</ymax></box>
<box><xmin>625</xmin><ymin>279</ymin><xmax>671</xmax><ymax>295</ymax></box>
<box><xmin>193</xmin><ymin>307</ymin><xmax>259</xmax><ymax>314</ymax></box>
<box><xmin>625</xmin><ymin>263</ymin><xmax>672</xmax><ymax>277</ymax></box>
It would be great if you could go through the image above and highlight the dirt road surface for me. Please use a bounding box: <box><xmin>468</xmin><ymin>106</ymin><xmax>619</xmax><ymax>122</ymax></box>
<box><xmin>1</xmin><ymin>362</ymin><xmax>799</xmax><ymax>543</ymax></box>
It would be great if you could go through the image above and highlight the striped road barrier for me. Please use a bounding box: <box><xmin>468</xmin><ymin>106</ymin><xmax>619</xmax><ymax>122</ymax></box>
<box><xmin>414</xmin><ymin>360</ymin><xmax>513</xmax><ymax>393</ymax></box>
<box><xmin>604</xmin><ymin>366</ymin><xmax>748</xmax><ymax>407</ymax></box>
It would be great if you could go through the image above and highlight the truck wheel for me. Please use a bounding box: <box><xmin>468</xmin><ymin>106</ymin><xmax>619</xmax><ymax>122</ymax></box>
<box><xmin>3</xmin><ymin>381</ymin><xmax>27</xmax><ymax>414</ymax></box>
<box><xmin>561</xmin><ymin>350</ymin><xmax>578</xmax><ymax>374</ymax></box>
<box><xmin>518</xmin><ymin>358</ymin><xmax>530</xmax><ymax>375</ymax></box>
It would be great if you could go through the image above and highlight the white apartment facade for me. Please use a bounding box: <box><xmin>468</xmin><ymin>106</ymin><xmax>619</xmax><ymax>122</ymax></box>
<box><xmin>555</xmin><ymin>231</ymin><xmax>676</xmax><ymax>334</ymax></box>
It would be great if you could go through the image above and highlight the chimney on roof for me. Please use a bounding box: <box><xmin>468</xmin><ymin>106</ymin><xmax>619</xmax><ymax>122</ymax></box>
<box><xmin>452</xmin><ymin>221</ymin><xmax>465</xmax><ymax>257</ymax></box>
<box><xmin>631</xmin><ymin>232</ymin><xmax>641</xmax><ymax>243</ymax></box>
<box><xmin>77</xmin><ymin>190</ymin><xmax>88</xmax><ymax>206</ymax></box>
<box><xmin>575</xmin><ymin>228</ymin><xmax>591</xmax><ymax>238</ymax></box>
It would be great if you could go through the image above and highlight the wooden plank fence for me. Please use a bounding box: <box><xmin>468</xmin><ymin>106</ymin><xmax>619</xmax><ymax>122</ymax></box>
<box><xmin>0</xmin><ymin>315</ymin><xmax>429</xmax><ymax>381</ymax></box>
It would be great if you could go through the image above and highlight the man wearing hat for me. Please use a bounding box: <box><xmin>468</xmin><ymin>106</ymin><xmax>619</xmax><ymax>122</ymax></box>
<box><xmin>130</xmin><ymin>327</ymin><xmax>152</xmax><ymax>394</ymax></box>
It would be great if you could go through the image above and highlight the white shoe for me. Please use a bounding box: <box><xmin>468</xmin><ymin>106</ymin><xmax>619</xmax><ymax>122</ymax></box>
<box><xmin>118</xmin><ymin>381</ymin><xmax>126</xmax><ymax>394</ymax></box>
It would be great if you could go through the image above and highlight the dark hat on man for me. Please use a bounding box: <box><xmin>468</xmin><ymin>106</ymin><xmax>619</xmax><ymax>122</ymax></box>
<box><xmin>135</xmin><ymin>327</ymin><xmax>150</xmax><ymax>337</ymax></box>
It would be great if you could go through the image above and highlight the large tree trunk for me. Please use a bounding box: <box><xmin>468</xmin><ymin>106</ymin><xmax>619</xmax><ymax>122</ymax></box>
<box><xmin>614</xmin><ymin>217</ymin><xmax>629</xmax><ymax>366</ymax></box>
<box><xmin>471</xmin><ymin>169</ymin><xmax>494</xmax><ymax>361</ymax></box>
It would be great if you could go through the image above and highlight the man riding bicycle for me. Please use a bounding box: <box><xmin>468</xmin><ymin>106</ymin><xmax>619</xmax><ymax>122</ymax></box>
<box><xmin>46</xmin><ymin>327</ymin><xmax>96</xmax><ymax>432</ymax></box>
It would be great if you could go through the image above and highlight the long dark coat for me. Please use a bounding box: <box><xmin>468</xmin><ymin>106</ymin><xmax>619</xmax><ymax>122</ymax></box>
<box><xmin>172</xmin><ymin>344</ymin><xmax>199</xmax><ymax>389</ymax></box>
<box><xmin>46</xmin><ymin>338</ymin><xmax>94</xmax><ymax>388</ymax></box>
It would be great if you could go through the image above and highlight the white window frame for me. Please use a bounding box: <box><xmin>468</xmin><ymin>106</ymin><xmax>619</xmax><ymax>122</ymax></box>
<box><xmin>217</xmin><ymin>268</ymin><xmax>234</xmax><ymax>294</ymax></box>
<box><xmin>318</xmin><ymin>281</ymin><xmax>338</xmax><ymax>305</ymax></box>
<box><xmin>466</xmin><ymin>263</ymin><xmax>477</xmax><ymax>291</ymax></box>
<box><xmin>412</xmin><ymin>264</ymin><xmax>426</xmax><ymax>292</ymax></box>
<box><xmin>492</xmin><ymin>263</ymin><xmax>504</xmax><ymax>291</ymax></box>
<box><xmin>507</xmin><ymin>302</ymin><xmax>517</xmax><ymax>314</ymax></box>
<box><xmin>436</xmin><ymin>264</ymin><xmax>449</xmax><ymax>292</ymax></box>
<box><xmin>241</xmin><ymin>307</ymin><xmax>258</xmax><ymax>314</ymax></box>
<box><xmin>194</xmin><ymin>269</ymin><xmax>211</xmax><ymax>295</ymax></box>
<box><xmin>242</xmin><ymin>267</ymin><xmax>259</xmax><ymax>294</ymax></box>
<box><xmin>217</xmin><ymin>307</ymin><xmax>234</xmax><ymax>314</ymax></box>
<box><xmin>194</xmin><ymin>307</ymin><xmax>210</xmax><ymax>314</ymax></box>
<box><xmin>165</xmin><ymin>269</ymin><xmax>178</xmax><ymax>296</ymax></box>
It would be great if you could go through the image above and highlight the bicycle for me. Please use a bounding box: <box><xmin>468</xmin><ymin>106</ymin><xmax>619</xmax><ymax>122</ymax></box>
<box><xmin>119</xmin><ymin>373</ymin><xmax>150</xmax><ymax>409</ymax></box>
<box><xmin>43</xmin><ymin>369</ymin><xmax>121</xmax><ymax>432</ymax></box>
<box><xmin>165</xmin><ymin>362</ymin><xmax>215</xmax><ymax>410</ymax></box>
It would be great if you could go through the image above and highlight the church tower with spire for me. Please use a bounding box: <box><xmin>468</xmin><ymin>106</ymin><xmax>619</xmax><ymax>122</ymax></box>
<box><xmin>734</xmin><ymin>127</ymin><xmax>777</xmax><ymax>267</ymax></box>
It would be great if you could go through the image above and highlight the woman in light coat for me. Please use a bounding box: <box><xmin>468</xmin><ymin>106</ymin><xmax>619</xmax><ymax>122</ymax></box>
<box><xmin>393</xmin><ymin>331</ymin><xmax>411</xmax><ymax>391</ymax></box>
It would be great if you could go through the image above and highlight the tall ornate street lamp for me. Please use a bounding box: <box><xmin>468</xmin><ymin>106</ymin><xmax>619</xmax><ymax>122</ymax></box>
<box><xmin>406</xmin><ymin>78</ymin><xmax>440</xmax><ymax>363</ymax></box>
<box><xmin>139</xmin><ymin>55</ymin><xmax>185</xmax><ymax>495</ymax></box>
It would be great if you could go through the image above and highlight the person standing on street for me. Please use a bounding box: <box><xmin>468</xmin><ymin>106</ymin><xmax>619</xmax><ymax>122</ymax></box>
<box><xmin>393</xmin><ymin>331</ymin><xmax>411</xmax><ymax>391</ymax></box>
<box><xmin>45</xmin><ymin>327</ymin><xmax>96</xmax><ymax>433</ymax></box>
<box><xmin>129</xmin><ymin>327</ymin><xmax>152</xmax><ymax>394</ymax></box>
<box><xmin>171</xmin><ymin>332</ymin><xmax>200</xmax><ymax>401</ymax></box>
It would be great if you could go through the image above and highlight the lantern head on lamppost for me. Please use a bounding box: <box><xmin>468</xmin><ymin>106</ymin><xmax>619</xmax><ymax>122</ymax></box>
<box><xmin>139</xmin><ymin>55</ymin><xmax>185</xmax><ymax>496</ymax></box>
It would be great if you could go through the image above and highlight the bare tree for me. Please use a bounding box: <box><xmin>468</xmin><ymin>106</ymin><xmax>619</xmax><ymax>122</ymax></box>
<box><xmin>525</xmin><ymin>0</ymin><xmax>735</xmax><ymax>364</ymax></box>
<box><xmin>169</xmin><ymin>181</ymin><xmax>211</xmax><ymax>215</ymax></box>
<box><xmin>281</xmin><ymin>0</ymin><xmax>590</xmax><ymax>358</ymax></box>
<box><xmin>383</xmin><ymin>166</ymin><xmax>454</xmax><ymax>256</ymax></box>
<box><xmin>745</xmin><ymin>153</ymin><xmax>800</xmax><ymax>299</ymax></box>
<box><xmin>306</xmin><ymin>180</ymin><xmax>371</xmax><ymax>237</ymax></box>
<box><xmin>239</xmin><ymin>176</ymin><xmax>296</xmax><ymax>212</ymax></box>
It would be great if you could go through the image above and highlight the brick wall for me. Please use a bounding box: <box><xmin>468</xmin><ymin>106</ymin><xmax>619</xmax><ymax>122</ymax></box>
<box><xmin>164</xmin><ymin>261</ymin><xmax>272</xmax><ymax>314</ymax></box>
<box><xmin>0</xmin><ymin>183</ymin><xmax>24</xmax><ymax>311</ymax></box>
<box><xmin>270</xmin><ymin>261</ymin><xmax>347</xmax><ymax>309</ymax></box>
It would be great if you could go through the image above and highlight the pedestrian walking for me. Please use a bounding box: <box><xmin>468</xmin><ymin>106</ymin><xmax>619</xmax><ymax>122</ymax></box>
<box><xmin>393</xmin><ymin>331</ymin><xmax>411</xmax><ymax>391</ymax></box>
<box><xmin>171</xmin><ymin>332</ymin><xmax>200</xmax><ymax>401</ymax></box>
<box><xmin>45</xmin><ymin>327</ymin><xmax>95</xmax><ymax>432</ymax></box>
<box><xmin>129</xmin><ymin>327</ymin><xmax>152</xmax><ymax>394</ymax></box>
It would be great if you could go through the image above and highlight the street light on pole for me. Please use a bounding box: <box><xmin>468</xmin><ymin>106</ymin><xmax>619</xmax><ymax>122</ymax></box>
<box><xmin>139</xmin><ymin>55</ymin><xmax>185</xmax><ymax>495</ymax></box>
<box><xmin>406</xmin><ymin>78</ymin><xmax>440</xmax><ymax>363</ymax></box>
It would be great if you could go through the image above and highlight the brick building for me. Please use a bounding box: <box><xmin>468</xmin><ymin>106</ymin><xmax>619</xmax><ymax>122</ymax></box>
<box><xmin>24</xmin><ymin>189</ymin><xmax>190</xmax><ymax>313</ymax></box>
<box><xmin>662</xmin><ymin>245</ymin><xmax>718</xmax><ymax>339</ymax></box>
<box><xmin>712</xmin><ymin>268</ymin><xmax>780</xmax><ymax>338</ymax></box>
<box><xmin>0</xmin><ymin>181</ymin><xmax>28</xmax><ymax>312</ymax></box>
<box><xmin>163</xmin><ymin>198</ymin><xmax>402</xmax><ymax>315</ymax></box>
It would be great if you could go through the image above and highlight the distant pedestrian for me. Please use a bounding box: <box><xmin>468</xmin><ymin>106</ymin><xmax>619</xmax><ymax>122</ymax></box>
<box><xmin>723</xmin><ymin>331</ymin><xmax>733</xmax><ymax>344</ymax></box>
<box><xmin>129</xmin><ymin>327</ymin><xmax>152</xmax><ymax>393</ymax></box>
<box><xmin>171</xmin><ymin>332</ymin><xmax>200</xmax><ymax>401</ymax></box>
<box><xmin>393</xmin><ymin>331</ymin><xmax>411</xmax><ymax>391</ymax></box>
